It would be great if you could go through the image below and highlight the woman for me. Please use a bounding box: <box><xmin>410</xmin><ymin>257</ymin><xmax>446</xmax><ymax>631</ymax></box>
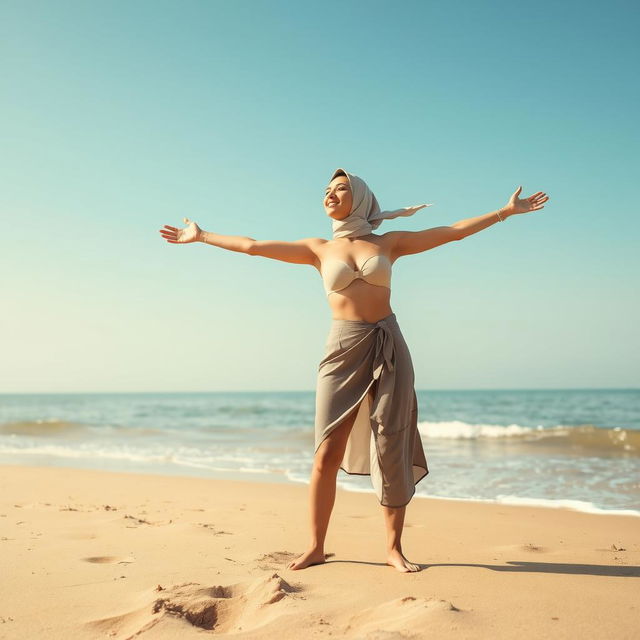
<box><xmin>159</xmin><ymin>168</ymin><xmax>549</xmax><ymax>573</ymax></box>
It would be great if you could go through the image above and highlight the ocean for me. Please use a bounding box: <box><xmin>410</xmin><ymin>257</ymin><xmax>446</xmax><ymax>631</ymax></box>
<box><xmin>1</xmin><ymin>389</ymin><xmax>638</xmax><ymax>516</ymax></box>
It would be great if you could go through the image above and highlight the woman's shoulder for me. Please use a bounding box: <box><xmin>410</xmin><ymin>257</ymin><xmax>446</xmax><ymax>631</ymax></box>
<box><xmin>298</xmin><ymin>237</ymin><xmax>329</xmax><ymax>248</ymax></box>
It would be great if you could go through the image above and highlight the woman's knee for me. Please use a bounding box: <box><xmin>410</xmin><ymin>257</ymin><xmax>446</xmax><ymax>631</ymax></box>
<box><xmin>314</xmin><ymin>438</ymin><xmax>345</xmax><ymax>472</ymax></box>
<box><xmin>314</xmin><ymin>411</ymin><xmax>359</xmax><ymax>471</ymax></box>
<box><xmin>316</xmin><ymin>385</ymin><xmax>376</xmax><ymax>472</ymax></box>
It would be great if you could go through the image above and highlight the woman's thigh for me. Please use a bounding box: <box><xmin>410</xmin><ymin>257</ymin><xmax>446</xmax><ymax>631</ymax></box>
<box><xmin>315</xmin><ymin>386</ymin><xmax>375</xmax><ymax>468</ymax></box>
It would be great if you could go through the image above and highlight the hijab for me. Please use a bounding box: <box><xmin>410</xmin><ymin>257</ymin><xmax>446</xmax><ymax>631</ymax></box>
<box><xmin>329</xmin><ymin>168</ymin><xmax>433</xmax><ymax>239</ymax></box>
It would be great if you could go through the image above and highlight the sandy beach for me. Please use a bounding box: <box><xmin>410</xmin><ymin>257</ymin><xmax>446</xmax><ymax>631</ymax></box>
<box><xmin>1</xmin><ymin>464</ymin><xmax>638</xmax><ymax>639</ymax></box>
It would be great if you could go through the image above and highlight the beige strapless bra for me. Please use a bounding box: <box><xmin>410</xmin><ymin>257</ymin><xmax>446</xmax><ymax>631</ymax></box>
<box><xmin>321</xmin><ymin>254</ymin><xmax>392</xmax><ymax>296</ymax></box>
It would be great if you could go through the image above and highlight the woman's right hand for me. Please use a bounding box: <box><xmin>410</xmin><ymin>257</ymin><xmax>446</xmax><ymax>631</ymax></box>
<box><xmin>158</xmin><ymin>217</ymin><xmax>202</xmax><ymax>244</ymax></box>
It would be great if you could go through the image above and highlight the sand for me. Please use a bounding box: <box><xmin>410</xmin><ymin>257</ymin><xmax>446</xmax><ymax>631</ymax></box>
<box><xmin>1</xmin><ymin>464</ymin><xmax>638</xmax><ymax>639</ymax></box>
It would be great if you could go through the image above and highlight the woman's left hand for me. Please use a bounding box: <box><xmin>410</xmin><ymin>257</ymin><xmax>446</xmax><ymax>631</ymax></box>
<box><xmin>505</xmin><ymin>186</ymin><xmax>549</xmax><ymax>215</ymax></box>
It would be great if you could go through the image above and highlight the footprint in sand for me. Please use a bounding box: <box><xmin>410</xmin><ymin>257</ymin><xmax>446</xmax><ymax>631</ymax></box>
<box><xmin>197</xmin><ymin>523</ymin><xmax>232</xmax><ymax>535</ymax></box>
<box><xmin>255</xmin><ymin>551</ymin><xmax>298</xmax><ymax>570</ymax></box>
<box><xmin>343</xmin><ymin>595</ymin><xmax>466</xmax><ymax>637</ymax></box>
<box><xmin>84</xmin><ymin>572</ymin><xmax>299</xmax><ymax>637</ymax></box>
<box><xmin>122</xmin><ymin>514</ymin><xmax>173</xmax><ymax>527</ymax></box>
<box><xmin>82</xmin><ymin>556</ymin><xmax>135</xmax><ymax>565</ymax></box>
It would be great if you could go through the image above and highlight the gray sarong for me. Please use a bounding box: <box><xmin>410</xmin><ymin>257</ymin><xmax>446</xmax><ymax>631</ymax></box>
<box><xmin>314</xmin><ymin>312</ymin><xmax>429</xmax><ymax>507</ymax></box>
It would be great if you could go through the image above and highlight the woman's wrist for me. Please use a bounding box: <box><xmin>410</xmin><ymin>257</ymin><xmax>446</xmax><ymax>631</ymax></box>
<box><xmin>496</xmin><ymin>206</ymin><xmax>514</xmax><ymax>222</ymax></box>
<box><xmin>198</xmin><ymin>229</ymin><xmax>207</xmax><ymax>243</ymax></box>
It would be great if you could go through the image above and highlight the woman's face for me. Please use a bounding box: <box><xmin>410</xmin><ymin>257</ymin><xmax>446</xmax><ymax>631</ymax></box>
<box><xmin>323</xmin><ymin>175</ymin><xmax>353</xmax><ymax>220</ymax></box>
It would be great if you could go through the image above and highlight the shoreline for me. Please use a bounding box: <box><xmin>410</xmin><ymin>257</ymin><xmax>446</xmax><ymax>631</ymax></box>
<box><xmin>1</xmin><ymin>458</ymin><xmax>638</xmax><ymax>519</ymax></box>
<box><xmin>1</xmin><ymin>463</ymin><xmax>638</xmax><ymax>638</ymax></box>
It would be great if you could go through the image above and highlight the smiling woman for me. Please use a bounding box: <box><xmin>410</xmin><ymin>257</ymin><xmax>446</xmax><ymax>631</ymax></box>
<box><xmin>324</xmin><ymin>172</ymin><xmax>353</xmax><ymax>219</ymax></box>
<box><xmin>158</xmin><ymin>165</ymin><xmax>549</xmax><ymax>574</ymax></box>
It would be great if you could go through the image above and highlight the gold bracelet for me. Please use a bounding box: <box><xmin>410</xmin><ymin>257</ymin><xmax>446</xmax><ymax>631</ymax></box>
<box><xmin>496</xmin><ymin>208</ymin><xmax>505</xmax><ymax>222</ymax></box>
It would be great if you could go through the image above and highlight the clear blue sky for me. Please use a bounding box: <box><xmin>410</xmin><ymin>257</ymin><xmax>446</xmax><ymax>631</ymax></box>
<box><xmin>1</xmin><ymin>0</ymin><xmax>638</xmax><ymax>392</ymax></box>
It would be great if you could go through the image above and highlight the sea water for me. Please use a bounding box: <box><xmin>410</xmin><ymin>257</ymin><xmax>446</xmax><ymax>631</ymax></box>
<box><xmin>0</xmin><ymin>389</ymin><xmax>638</xmax><ymax>516</ymax></box>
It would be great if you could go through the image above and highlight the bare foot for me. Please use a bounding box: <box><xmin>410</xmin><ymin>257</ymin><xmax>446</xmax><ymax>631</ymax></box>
<box><xmin>386</xmin><ymin>548</ymin><xmax>421</xmax><ymax>573</ymax></box>
<box><xmin>287</xmin><ymin>548</ymin><xmax>327</xmax><ymax>570</ymax></box>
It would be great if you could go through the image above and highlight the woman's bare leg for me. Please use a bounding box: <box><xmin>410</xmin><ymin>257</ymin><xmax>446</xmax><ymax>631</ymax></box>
<box><xmin>287</xmin><ymin>395</ymin><xmax>369</xmax><ymax>570</ymax></box>
<box><xmin>382</xmin><ymin>504</ymin><xmax>421</xmax><ymax>572</ymax></box>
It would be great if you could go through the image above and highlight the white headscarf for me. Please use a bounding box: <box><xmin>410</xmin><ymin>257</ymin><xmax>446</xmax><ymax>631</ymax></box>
<box><xmin>329</xmin><ymin>168</ymin><xmax>432</xmax><ymax>239</ymax></box>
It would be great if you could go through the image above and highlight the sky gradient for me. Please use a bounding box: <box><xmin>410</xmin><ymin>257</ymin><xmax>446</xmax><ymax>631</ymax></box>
<box><xmin>2</xmin><ymin>0</ymin><xmax>638</xmax><ymax>392</ymax></box>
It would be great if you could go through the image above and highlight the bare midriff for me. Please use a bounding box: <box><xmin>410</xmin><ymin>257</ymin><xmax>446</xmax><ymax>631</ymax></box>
<box><xmin>316</xmin><ymin>233</ymin><xmax>394</xmax><ymax>324</ymax></box>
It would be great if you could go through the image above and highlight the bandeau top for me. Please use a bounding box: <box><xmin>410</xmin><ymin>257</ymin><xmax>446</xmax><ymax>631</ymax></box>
<box><xmin>321</xmin><ymin>254</ymin><xmax>392</xmax><ymax>296</ymax></box>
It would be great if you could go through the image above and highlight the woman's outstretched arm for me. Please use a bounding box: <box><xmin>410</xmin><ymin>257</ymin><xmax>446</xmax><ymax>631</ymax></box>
<box><xmin>158</xmin><ymin>219</ymin><xmax>324</xmax><ymax>266</ymax></box>
<box><xmin>387</xmin><ymin>186</ymin><xmax>549</xmax><ymax>259</ymax></box>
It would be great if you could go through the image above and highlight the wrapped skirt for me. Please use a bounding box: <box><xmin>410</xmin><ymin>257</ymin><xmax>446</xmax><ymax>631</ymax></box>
<box><xmin>314</xmin><ymin>312</ymin><xmax>429</xmax><ymax>507</ymax></box>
